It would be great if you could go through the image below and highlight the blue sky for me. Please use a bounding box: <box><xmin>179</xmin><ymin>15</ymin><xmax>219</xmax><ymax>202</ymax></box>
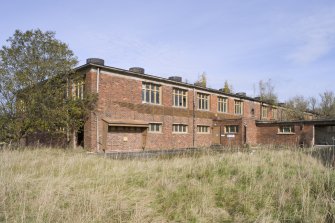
<box><xmin>1</xmin><ymin>0</ymin><xmax>335</xmax><ymax>101</ymax></box>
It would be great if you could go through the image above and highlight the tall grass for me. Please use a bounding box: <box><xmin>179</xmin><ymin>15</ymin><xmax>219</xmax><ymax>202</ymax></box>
<box><xmin>0</xmin><ymin>147</ymin><xmax>334</xmax><ymax>222</ymax></box>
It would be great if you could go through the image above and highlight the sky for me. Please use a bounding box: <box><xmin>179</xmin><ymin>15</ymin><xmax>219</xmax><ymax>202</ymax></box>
<box><xmin>1</xmin><ymin>0</ymin><xmax>335</xmax><ymax>102</ymax></box>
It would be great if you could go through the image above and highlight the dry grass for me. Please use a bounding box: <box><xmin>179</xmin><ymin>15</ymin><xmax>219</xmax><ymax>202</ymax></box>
<box><xmin>0</xmin><ymin>147</ymin><xmax>334</xmax><ymax>222</ymax></box>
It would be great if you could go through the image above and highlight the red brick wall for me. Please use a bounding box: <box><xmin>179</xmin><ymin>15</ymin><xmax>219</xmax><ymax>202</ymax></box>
<box><xmin>83</xmin><ymin>67</ymin><xmax>315</xmax><ymax>151</ymax></box>
<box><xmin>256</xmin><ymin>124</ymin><xmax>314</xmax><ymax>147</ymax></box>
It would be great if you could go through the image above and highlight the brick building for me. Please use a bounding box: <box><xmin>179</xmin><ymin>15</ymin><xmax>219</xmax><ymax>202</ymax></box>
<box><xmin>71</xmin><ymin>58</ymin><xmax>335</xmax><ymax>152</ymax></box>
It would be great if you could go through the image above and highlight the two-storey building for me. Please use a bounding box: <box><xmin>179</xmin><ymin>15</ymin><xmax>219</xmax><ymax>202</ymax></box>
<box><xmin>69</xmin><ymin>58</ymin><xmax>334</xmax><ymax>152</ymax></box>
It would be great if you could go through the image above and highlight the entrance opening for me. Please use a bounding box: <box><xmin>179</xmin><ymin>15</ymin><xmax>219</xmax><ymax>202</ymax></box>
<box><xmin>77</xmin><ymin>126</ymin><xmax>84</xmax><ymax>147</ymax></box>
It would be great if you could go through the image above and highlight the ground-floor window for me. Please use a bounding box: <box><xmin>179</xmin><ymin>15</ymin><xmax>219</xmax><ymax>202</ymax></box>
<box><xmin>197</xmin><ymin>125</ymin><xmax>210</xmax><ymax>134</ymax></box>
<box><xmin>225</xmin><ymin>125</ymin><xmax>239</xmax><ymax>134</ymax></box>
<box><xmin>278</xmin><ymin>126</ymin><xmax>294</xmax><ymax>133</ymax></box>
<box><xmin>172</xmin><ymin>124</ymin><xmax>188</xmax><ymax>133</ymax></box>
<box><xmin>148</xmin><ymin>123</ymin><xmax>162</xmax><ymax>133</ymax></box>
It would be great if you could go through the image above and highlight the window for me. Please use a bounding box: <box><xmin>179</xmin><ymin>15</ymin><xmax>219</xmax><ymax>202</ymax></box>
<box><xmin>197</xmin><ymin>93</ymin><xmax>209</xmax><ymax>110</ymax></box>
<box><xmin>225</xmin><ymin>125</ymin><xmax>239</xmax><ymax>133</ymax></box>
<box><xmin>234</xmin><ymin>100</ymin><xmax>243</xmax><ymax>115</ymax></box>
<box><xmin>72</xmin><ymin>80</ymin><xmax>85</xmax><ymax>99</ymax></box>
<box><xmin>251</xmin><ymin>108</ymin><xmax>255</xmax><ymax>117</ymax></box>
<box><xmin>261</xmin><ymin>106</ymin><xmax>268</xmax><ymax>119</ymax></box>
<box><xmin>142</xmin><ymin>82</ymin><xmax>161</xmax><ymax>104</ymax></box>
<box><xmin>272</xmin><ymin>108</ymin><xmax>277</xmax><ymax>120</ymax></box>
<box><xmin>279</xmin><ymin>126</ymin><xmax>294</xmax><ymax>133</ymax></box>
<box><xmin>172</xmin><ymin>124</ymin><xmax>188</xmax><ymax>133</ymax></box>
<box><xmin>148</xmin><ymin>123</ymin><xmax>162</xmax><ymax>133</ymax></box>
<box><xmin>173</xmin><ymin>88</ymin><xmax>187</xmax><ymax>107</ymax></box>
<box><xmin>197</xmin><ymin>125</ymin><xmax>210</xmax><ymax>133</ymax></box>
<box><xmin>218</xmin><ymin>97</ymin><xmax>228</xmax><ymax>113</ymax></box>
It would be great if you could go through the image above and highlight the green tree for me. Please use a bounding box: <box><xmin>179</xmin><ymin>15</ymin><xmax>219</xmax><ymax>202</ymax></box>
<box><xmin>194</xmin><ymin>72</ymin><xmax>207</xmax><ymax>88</ymax></box>
<box><xmin>0</xmin><ymin>29</ymin><xmax>95</xmax><ymax>148</ymax></box>
<box><xmin>222</xmin><ymin>80</ymin><xmax>232</xmax><ymax>93</ymax></box>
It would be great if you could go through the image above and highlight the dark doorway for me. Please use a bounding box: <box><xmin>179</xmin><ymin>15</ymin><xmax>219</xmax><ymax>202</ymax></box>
<box><xmin>243</xmin><ymin>126</ymin><xmax>247</xmax><ymax>144</ymax></box>
<box><xmin>77</xmin><ymin>126</ymin><xmax>84</xmax><ymax>147</ymax></box>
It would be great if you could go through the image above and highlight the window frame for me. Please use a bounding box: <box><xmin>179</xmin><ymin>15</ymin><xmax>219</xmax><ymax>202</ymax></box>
<box><xmin>278</xmin><ymin>126</ymin><xmax>295</xmax><ymax>134</ymax></box>
<box><xmin>197</xmin><ymin>92</ymin><xmax>210</xmax><ymax>111</ymax></box>
<box><xmin>218</xmin><ymin>97</ymin><xmax>228</xmax><ymax>113</ymax></box>
<box><xmin>261</xmin><ymin>106</ymin><xmax>268</xmax><ymax>119</ymax></box>
<box><xmin>197</xmin><ymin>125</ymin><xmax>210</xmax><ymax>134</ymax></box>
<box><xmin>225</xmin><ymin>125</ymin><xmax>239</xmax><ymax>134</ymax></box>
<box><xmin>173</xmin><ymin>88</ymin><xmax>188</xmax><ymax>108</ymax></box>
<box><xmin>272</xmin><ymin>108</ymin><xmax>278</xmax><ymax>120</ymax></box>
<box><xmin>234</xmin><ymin>100</ymin><xmax>243</xmax><ymax>115</ymax></box>
<box><xmin>148</xmin><ymin>123</ymin><xmax>162</xmax><ymax>133</ymax></box>
<box><xmin>172</xmin><ymin>124</ymin><xmax>188</xmax><ymax>134</ymax></box>
<box><xmin>142</xmin><ymin>82</ymin><xmax>161</xmax><ymax>105</ymax></box>
<box><xmin>72</xmin><ymin>79</ymin><xmax>85</xmax><ymax>100</ymax></box>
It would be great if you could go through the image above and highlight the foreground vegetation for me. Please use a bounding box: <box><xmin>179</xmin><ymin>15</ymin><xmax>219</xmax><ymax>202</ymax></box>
<box><xmin>0</xmin><ymin>148</ymin><xmax>334</xmax><ymax>222</ymax></box>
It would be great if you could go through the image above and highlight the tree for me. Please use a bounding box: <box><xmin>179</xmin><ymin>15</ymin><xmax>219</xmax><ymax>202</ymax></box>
<box><xmin>319</xmin><ymin>90</ymin><xmax>335</xmax><ymax>118</ymax></box>
<box><xmin>222</xmin><ymin>80</ymin><xmax>233</xmax><ymax>93</ymax></box>
<box><xmin>258</xmin><ymin>79</ymin><xmax>278</xmax><ymax>104</ymax></box>
<box><xmin>194</xmin><ymin>72</ymin><xmax>207</xmax><ymax>88</ymax></box>
<box><xmin>0</xmin><ymin>29</ymin><xmax>95</xmax><ymax>148</ymax></box>
<box><xmin>285</xmin><ymin>95</ymin><xmax>310</xmax><ymax>120</ymax></box>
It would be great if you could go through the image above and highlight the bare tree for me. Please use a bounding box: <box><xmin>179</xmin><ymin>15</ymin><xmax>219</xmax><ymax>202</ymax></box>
<box><xmin>319</xmin><ymin>91</ymin><xmax>335</xmax><ymax>118</ymax></box>
<box><xmin>258</xmin><ymin>79</ymin><xmax>278</xmax><ymax>104</ymax></box>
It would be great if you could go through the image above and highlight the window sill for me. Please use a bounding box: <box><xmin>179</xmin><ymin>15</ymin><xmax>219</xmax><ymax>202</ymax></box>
<box><xmin>197</xmin><ymin>132</ymin><xmax>210</xmax><ymax>134</ymax></box>
<box><xmin>277</xmin><ymin>132</ymin><xmax>295</xmax><ymax>135</ymax></box>
<box><xmin>172</xmin><ymin>132</ymin><xmax>188</xmax><ymax>134</ymax></box>
<box><xmin>173</xmin><ymin>106</ymin><xmax>188</xmax><ymax>109</ymax></box>
<box><xmin>142</xmin><ymin>102</ymin><xmax>162</xmax><ymax>106</ymax></box>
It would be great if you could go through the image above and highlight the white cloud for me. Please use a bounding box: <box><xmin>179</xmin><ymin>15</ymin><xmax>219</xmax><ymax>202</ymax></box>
<box><xmin>287</xmin><ymin>9</ymin><xmax>335</xmax><ymax>64</ymax></box>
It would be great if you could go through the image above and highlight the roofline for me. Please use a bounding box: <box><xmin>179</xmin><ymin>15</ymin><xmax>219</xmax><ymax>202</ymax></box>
<box><xmin>74</xmin><ymin>63</ymin><xmax>311</xmax><ymax>113</ymax></box>
<box><xmin>256</xmin><ymin>119</ymin><xmax>335</xmax><ymax>126</ymax></box>
<box><xmin>75</xmin><ymin>63</ymin><xmax>248</xmax><ymax>98</ymax></box>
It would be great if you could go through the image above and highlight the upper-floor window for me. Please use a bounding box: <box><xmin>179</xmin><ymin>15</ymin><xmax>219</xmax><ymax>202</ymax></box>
<box><xmin>234</xmin><ymin>100</ymin><xmax>243</xmax><ymax>115</ymax></box>
<box><xmin>225</xmin><ymin>125</ymin><xmax>239</xmax><ymax>133</ymax></box>
<box><xmin>279</xmin><ymin>126</ymin><xmax>294</xmax><ymax>133</ymax></box>
<box><xmin>172</xmin><ymin>124</ymin><xmax>188</xmax><ymax>133</ymax></box>
<box><xmin>148</xmin><ymin>123</ymin><xmax>162</xmax><ymax>133</ymax></box>
<box><xmin>173</xmin><ymin>88</ymin><xmax>187</xmax><ymax>108</ymax></box>
<box><xmin>72</xmin><ymin>80</ymin><xmax>85</xmax><ymax>100</ymax></box>
<box><xmin>142</xmin><ymin>82</ymin><xmax>161</xmax><ymax>104</ymax></box>
<box><xmin>272</xmin><ymin>108</ymin><xmax>277</xmax><ymax>120</ymax></box>
<box><xmin>197</xmin><ymin>125</ymin><xmax>210</xmax><ymax>134</ymax></box>
<box><xmin>261</xmin><ymin>106</ymin><xmax>268</xmax><ymax>119</ymax></box>
<box><xmin>197</xmin><ymin>93</ymin><xmax>209</xmax><ymax>110</ymax></box>
<box><xmin>218</xmin><ymin>97</ymin><xmax>228</xmax><ymax>113</ymax></box>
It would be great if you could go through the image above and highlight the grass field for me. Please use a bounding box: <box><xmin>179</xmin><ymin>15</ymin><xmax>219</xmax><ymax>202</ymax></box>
<box><xmin>0</xmin><ymin>147</ymin><xmax>334</xmax><ymax>222</ymax></box>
